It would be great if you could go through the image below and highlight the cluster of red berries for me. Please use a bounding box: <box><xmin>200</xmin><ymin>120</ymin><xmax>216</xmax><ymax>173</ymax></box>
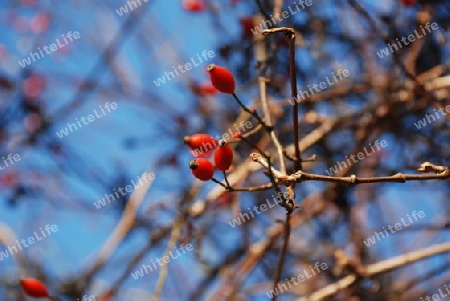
<box><xmin>186</xmin><ymin>64</ymin><xmax>237</xmax><ymax>181</ymax></box>
<box><xmin>186</xmin><ymin>136</ymin><xmax>234</xmax><ymax>181</ymax></box>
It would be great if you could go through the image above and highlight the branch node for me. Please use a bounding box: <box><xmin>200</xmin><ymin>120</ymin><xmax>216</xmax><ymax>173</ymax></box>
<box><xmin>348</xmin><ymin>174</ymin><xmax>356</xmax><ymax>186</ymax></box>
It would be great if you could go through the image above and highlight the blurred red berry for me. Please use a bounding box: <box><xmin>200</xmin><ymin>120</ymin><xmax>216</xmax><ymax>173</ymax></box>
<box><xmin>240</xmin><ymin>16</ymin><xmax>255</xmax><ymax>38</ymax></box>
<box><xmin>213</xmin><ymin>191</ymin><xmax>234</xmax><ymax>208</ymax></box>
<box><xmin>23</xmin><ymin>75</ymin><xmax>45</xmax><ymax>99</ymax></box>
<box><xmin>98</xmin><ymin>293</ymin><xmax>115</xmax><ymax>301</ymax></box>
<box><xmin>174</xmin><ymin>115</ymin><xmax>187</xmax><ymax>127</ymax></box>
<box><xmin>163</xmin><ymin>153</ymin><xmax>178</xmax><ymax>166</ymax></box>
<box><xmin>189</xmin><ymin>158</ymin><xmax>214</xmax><ymax>181</ymax></box>
<box><xmin>207</xmin><ymin>64</ymin><xmax>236</xmax><ymax>94</ymax></box>
<box><xmin>0</xmin><ymin>44</ymin><xmax>7</xmax><ymax>60</ymax></box>
<box><xmin>191</xmin><ymin>83</ymin><xmax>219</xmax><ymax>96</ymax></box>
<box><xmin>20</xmin><ymin>278</ymin><xmax>49</xmax><ymax>298</ymax></box>
<box><xmin>30</xmin><ymin>14</ymin><xmax>49</xmax><ymax>33</ymax></box>
<box><xmin>24</xmin><ymin>113</ymin><xmax>41</xmax><ymax>134</ymax></box>
<box><xmin>214</xmin><ymin>140</ymin><xmax>234</xmax><ymax>171</ymax></box>
<box><xmin>184</xmin><ymin>134</ymin><xmax>217</xmax><ymax>156</ymax></box>
<box><xmin>402</xmin><ymin>0</ymin><xmax>415</xmax><ymax>5</ymax></box>
<box><xmin>0</xmin><ymin>171</ymin><xmax>19</xmax><ymax>188</ymax></box>
<box><xmin>183</xmin><ymin>0</ymin><xmax>205</xmax><ymax>12</ymax></box>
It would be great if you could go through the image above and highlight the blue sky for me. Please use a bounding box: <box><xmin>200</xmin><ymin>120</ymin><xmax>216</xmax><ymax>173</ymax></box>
<box><xmin>0</xmin><ymin>0</ymin><xmax>449</xmax><ymax>300</ymax></box>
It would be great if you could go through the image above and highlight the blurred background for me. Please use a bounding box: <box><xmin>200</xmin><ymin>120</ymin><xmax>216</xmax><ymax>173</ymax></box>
<box><xmin>0</xmin><ymin>0</ymin><xmax>449</xmax><ymax>300</ymax></box>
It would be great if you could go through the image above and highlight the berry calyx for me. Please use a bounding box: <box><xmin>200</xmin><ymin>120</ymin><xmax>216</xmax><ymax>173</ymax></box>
<box><xmin>20</xmin><ymin>278</ymin><xmax>49</xmax><ymax>298</ymax></box>
<box><xmin>214</xmin><ymin>139</ymin><xmax>234</xmax><ymax>171</ymax></box>
<box><xmin>184</xmin><ymin>134</ymin><xmax>217</xmax><ymax>157</ymax></box>
<box><xmin>207</xmin><ymin>64</ymin><xmax>236</xmax><ymax>94</ymax></box>
<box><xmin>189</xmin><ymin>158</ymin><xmax>214</xmax><ymax>181</ymax></box>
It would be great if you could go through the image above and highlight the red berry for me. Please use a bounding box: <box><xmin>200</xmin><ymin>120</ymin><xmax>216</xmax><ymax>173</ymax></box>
<box><xmin>20</xmin><ymin>278</ymin><xmax>49</xmax><ymax>298</ymax></box>
<box><xmin>240</xmin><ymin>17</ymin><xmax>255</xmax><ymax>39</ymax></box>
<box><xmin>214</xmin><ymin>140</ymin><xmax>234</xmax><ymax>171</ymax></box>
<box><xmin>184</xmin><ymin>134</ymin><xmax>217</xmax><ymax>157</ymax></box>
<box><xmin>207</xmin><ymin>64</ymin><xmax>236</xmax><ymax>94</ymax></box>
<box><xmin>98</xmin><ymin>293</ymin><xmax>115</xmax><ymax>301</ymax></box>
<box><xmin>183</xmin><ymin>0</ymin><xmax>205</xmax><ymax>12</ymax></box>
<box><xmin>191</xmin><ymin>82</ymin><xmax>219</xmax><ymax>96</ymax></box>
<box><xmin>189</xmin><ymin>158</ymin><xmax>214</xmax><ymax>181</ymax></box>
<box><xmin>401</xmin><ymin>0</ymin><xmax>415</xmax><ymax>5</ymax></box>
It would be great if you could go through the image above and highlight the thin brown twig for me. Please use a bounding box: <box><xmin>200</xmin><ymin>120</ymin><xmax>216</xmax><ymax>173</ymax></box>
<box><xmin>288</xmin><ymin>30</ymin><xmax>302</xmax><ymax>172</ymax></box>
<box><xmin>259</xmin><ymin>23</ymin><xmax>301</xmax><ymax>300</ymax></box>
<box><xmin>154</xmin><ymin>220</ymin><xmax>182</xmax><ymax>300</ymax></box>
<box><xmin>262</xmin><ymin>27</ymin><xmax>303</xmax><ymax>171</ymax></box>
<box><xmin>252</xmin><ymin>153</ymin><xmax>450</xmax><ymax>186</ymax></box>
<box><xmin>223</xmin><ymin>171</ymin><xmax>230</xmax><ymax>187</ymax></box>
<box><xmin>271</xmin><ymin>213</ymin><xmax>291</xmax><ymax>301</ymax></box>
<box><xmin>212</xmin><ymin>177</ymin><xmax>274</xmax><ymax>192</ymax></box>
<box><xmin>232</xmin><ymin>92</ymin><xmax>272</xmax><ymax>132</ymax></box>
<box><xmin>209</xmin><ymin>191</ymin><xmax>325</xmax><ymax>301</ymax></box>
<box><xmin>283</xmin><ymin>151</ymin><xmax>317</xmax><ymax>163</ymax></box>
<box><xmin>252</xmin><ymin>27</ymin><xmax>289</xmax><ymax>211</ymax></box>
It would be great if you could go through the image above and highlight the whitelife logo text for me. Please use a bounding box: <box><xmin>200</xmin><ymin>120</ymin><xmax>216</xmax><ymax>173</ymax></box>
<box><xmin>0</xmin><ymin>153</ymin><xmax>21</xmax><ymax>170</ymax></box>
<box><xmin>325</xmin><ymin>140</ymin><xmax>388</xmax><ymax>176</ymax></box>
<box><xmin>131</xmin><ymin>243</ymin><xmax>193</xmax><ymax>280</ymax></box>
<box><xmin>414</xmin><ymin>105</ymin><xmax>450</xmax><ymax>129</ymax></box>
<box><xmin>93</xmin><ymin>172</ymin><xmax>155</xmax><ymax>209</ymax></box>
<box><xmin>228</xmin><ymin>192</ymin><xmax>291</xmax><ymax>228</ymax></box>
<box><xmin>56</xmin><ymin>102</ymin><xmax>118</xmax><ymax>138</ymax></box>
<box><xmin>363</xmin><ymin>210</ymin><xmax>425</xmax><ymax>247</ymax></box>
<box><xmin>376</xmin><ymin>22</ymin><xmax>439</xmax><ymax>58</ymax></box>
<box><xmin>18</xmin><ymin>31</ymin><xmax>80</xmax><ymax>67</ymax></box>
<box><xmin>266</xmin><ymin>262</ymin><xmax>328</xmax><ymax>298</ymax></box>
<box><xmin>288</xmin><ymin>68</ymin><xmax>350</xmax><ymax>105</ymax></box>
<box><xmin>153</xmin><ymin>50</ymin><xmax>215</xmax><ymax>87</ymax></box>
<box><xmin>0</xmin><ymin>224</ymin><xmax>58</xmax><ymax>261</ymax></box>
<box><xmin>250</xmin><ymin>0</ymin><xmax>313</xmax><ymax>35</ymax></box>
<box><xmin>115</xmin><ymin>0</ymin><xmax>148</xmax><ymax>16</ymax></box>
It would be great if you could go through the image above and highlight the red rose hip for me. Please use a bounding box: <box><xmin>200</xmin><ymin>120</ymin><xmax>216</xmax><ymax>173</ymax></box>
<box><xmin>183</xmin><ymin>0</ymin><xmax>205</xmax><ymax>12</ymax></box>
<box><xmin>207</xmin><ymin>64</ymin><xmax>235</xmax><ymax>94</ymax></box>
<box><xmin>189</xmin><ymin>158</ymin><xmax>214</xmax><ymax>181</ymax></box>
<box><xmin>20</xmin><ymin>278</ymin><xmax>49</xmax><ymax>298</ymax></box>
<box><xmin>214</xmin><ymin>139</ymin><xmax>234</xmax><ymax>171</ymax></box>
<box><xmin>184</xmin><ymin>134</ymin><xmax>217</xmax><ymax>156</ymax></box>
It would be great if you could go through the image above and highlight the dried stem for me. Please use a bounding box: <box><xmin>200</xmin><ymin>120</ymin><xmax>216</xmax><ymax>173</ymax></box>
<box><xmin>232</xmin><ymin>92</ymin><xmax>272</xmax><ymax>132</ymax></box>
<box><xmin>252</xmin><ymin>153</ymin><xmax>450</xmax><ymax>186</ymax></box>
<box><xmin>271</xmin><ymin>213</ymin><xmax>291</xmax><ymax>301</ymax></box>
<box><xmin>154</xmin><ymin>220</ymin><xmax>181</xmax><ymax>300</ymax></box>
<box><xmin>288</xmin><ymin>31</ymin><xmax>302</xmax><ymax>171</ymax></box>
